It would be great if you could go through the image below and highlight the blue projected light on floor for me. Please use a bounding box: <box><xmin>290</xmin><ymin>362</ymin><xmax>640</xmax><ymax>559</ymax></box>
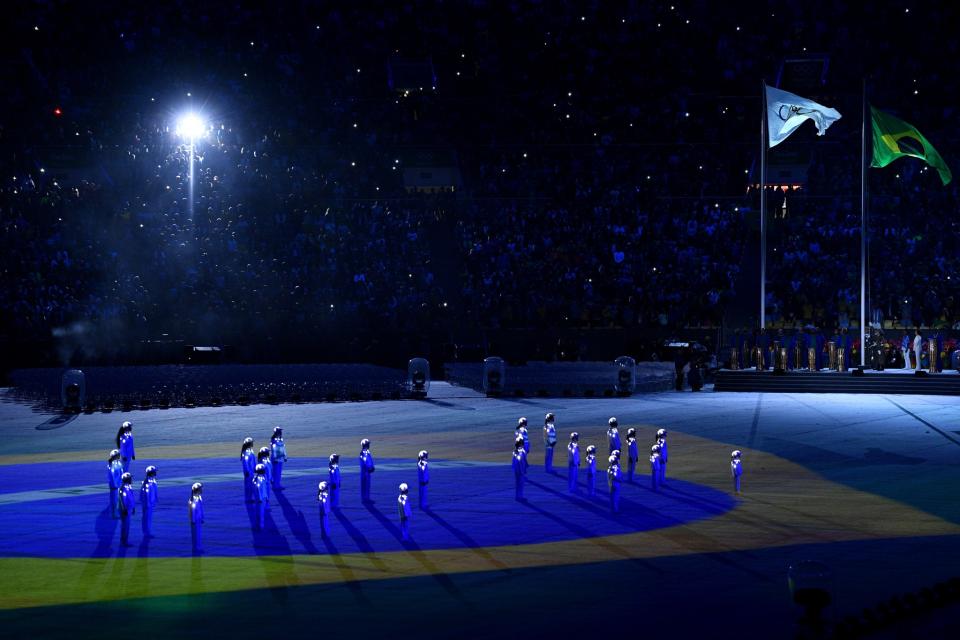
<box><xmin>0</xmin><ymin>458</ymin><xmax>735</xmax><ymax>558</ymax></box>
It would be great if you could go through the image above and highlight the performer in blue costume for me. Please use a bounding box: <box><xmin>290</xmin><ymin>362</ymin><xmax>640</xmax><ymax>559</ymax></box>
<box><xmin>757</xmin><ymin>327</ymin><xmax>770</xmax><ymax>370</ymax></box>
<box><xmin>241</xmin><ymin>438</ymin><xmax>257</xmax><ymax>502</ymax></box>
<box><xmin>731</xmin><ymin>450</ymin><xmax>743</xmax><ymax>495</ymax></box>
<box><xmin>117</xmin><ymin>421</ymin><xmax>136</xmax><ymax>473</ymax></box>
<box><xmin>567</xmin><ymin>432</ymin><xmax>580</xmax><ymax>493</ymax></box>
<box><xmin>607</xmin><ymin>455</ymin><xmax>623</xmax><ymax>513</ymax></box>
<box><xmin>140</xmin><ymin>465</ymin><xmax>158</xmax><ymax>538</ymax></box>
<box><xmin>317</xmin><ymin>481</ymin><xmax>331</xmax><ymax>538</ymax></box>
<box><xmin>189</xmin><ymin>483</ymin><xmax>204</xmax><ymax>553</ymax></box>
<box><xmin>417</xmin><ymin>450</ymin><xmax>430</xmax><ymax>510</ymax></box>
<box><xmin>512</xmin><ymin>437</ymin><xmax>527</xmax><ymax>501</ymax></box>
<box><xmin>328</xmin><ymin>454</ymin><xmax>342</xmax><ymax>508</ymax></box>
<box><xmin>253</xmin><ymin>464</ymin><xmax>269</xmax><ymax>530</ymax></box>
<box><xmin>901</xmin><ymin>332</ymin><xmax>912</xmax><ymax>370</ymax></box>
<box><xmin>935</xmin><ymin>330</ymin><xmax>944</xmax><ymax>372</ymax></box>
<box><xmin>814</xmin><ymin>327</ymin><xmax>826</xmax><ymax>371</ymax></box>
<box><xmin>516</xmin><ymin>418</ymin><xmax>530</xmax><ymax>454</ymax></box>
<box><xmin>107</xmin><ymin>449</ymin><xmax>123</xmax><ymax>518</ymax></box>
<box><xmin>359</xmin><ymin>439</ymin><xmax>376</xmax><ymax>503</ymax></box>
<box><xmin>397</xmin><ymin>483</ymin><xmax>413</xmax><ymax>541</ymax></box>
<box><xmin>585</xmin><ymin>445</ymin><xmax>598</xmax><ymax>497</ymax></box>
<box><xmin>656</xmin><ymin>428</ymin><xmax>668</xmax><ymax>483</ymax></box>
<box><xmin>542</xmin><ymin>413</ymin><xmax>557</xmax><ymax>472</ymax></box>
<box><xmin>649</xmin><ymin>444</ymin><xmax>662</xmax><ymax>492</ymax></box>
<box><xmin>607</xmin><ymin>417</ymin><xmax>621</xmax><ymax>453</ymax></box>
<box><xmin>269</xmin><ymin>426</ymin><xmax>288</xmax><ymax>490</ymax></box>
<box><xmin>625</xmin><ymin>428</ymin><xmax>639</xmax><ymax>483</ymax></box>
<box><xmin>257</xmin><ymin>447</ymin><xmax>272</xmax><ymax>504</ymax></box>
<box><xmin>118</xmin><ymin>472</ymin><xmax>136</xmax><ymax>546</ymax></box>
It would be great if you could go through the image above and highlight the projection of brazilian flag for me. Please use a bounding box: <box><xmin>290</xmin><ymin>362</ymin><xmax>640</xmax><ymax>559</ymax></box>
<box><xmin>871</xmin><ymin>106</ymin><xmax>952</xmax><ymax>185</ymax></box>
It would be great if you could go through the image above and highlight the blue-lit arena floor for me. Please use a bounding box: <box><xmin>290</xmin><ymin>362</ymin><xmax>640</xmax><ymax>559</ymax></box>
<box><xmin>1</xmin><ymin>383</ymin><xmax>959</xmax><ymax>637</ymax></box>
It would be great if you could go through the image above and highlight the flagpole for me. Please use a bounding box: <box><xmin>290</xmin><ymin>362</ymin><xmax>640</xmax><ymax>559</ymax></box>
<box><xmin>760</xmin><ymin>80</ymin><xmax>767</xmax><ymax>330</ymax></box>
<box><xmin>860</xmin><ymin>78</ymin><xmax>868</xmax><ymax>367</ymax></box>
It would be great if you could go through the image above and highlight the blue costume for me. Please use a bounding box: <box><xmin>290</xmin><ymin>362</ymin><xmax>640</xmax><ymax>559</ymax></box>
<box><xmin>901</xmin><ymin>334</ymin><xmax>912</xmax><ymax>370</ymax></box>
<box><xmin>738</xmin><ymin>330</ymin><xmax>751</xmax><ymax>369</ymax></box>
<box><xmin>107</xmin><ymin>450</ymin><xmax>123</xmax><ymax>518</ymax></box>
<box><xmin>270</xmin><ymin>427</ymin><xmax>288</xmax><ymax>489</ymax></box>
<box><xmin>359</xmin><ymin>439</ymin><xmax>375</xmax><ymax>503</ymax></box>
<box><xmin>512</xmin><ymin>439</ymin><xmax>527</xmax><ymax>500</ymax></box>
<box><xmin>607</xmin><ymin>418</ymin><xmax>621</xmax><ymax>453</ymax></box>
<box><xmin>189</xmin><ymin>484</ymin><xmax>204</xmax><ymax>553</ymax></box>
<box><xmin>398</xmin><ymin>484</ymin><xmax>412</xmax><ymax>541</ymax></box>
<box><xmin>626</xmin><ymin>429</ymin><xmax>638</xmax><ymax>483</ymax></box>
<box><xmin>649</xmin><ymin>446</ymin><xmax>662</xmax><ymax>492</ymax></box>
<box><xmin>656</xmin><ymin>429</ymin><xmax>668</xmax><ymax>483</ymax></box>
<box><xmin>516</xmin><ymin>418</ymin><xmax>531</xmax><ymax>455</ymax></box>
<box><xmin>731</xmin><ymin>451</ymin><xmax>743</xmax><ymax>494</ymax></box>
<box><xmin>935</xmin><ymin>331</ymin><xmax>944</xmax><ymax>372</ymax></box>
<box><xmin>783</xmin><ymin>333</ymin><xmax>795</xmax><ymax>370</ymax></box>
<box><xmin>607</xmin><ymin>457</ymin><xmax>623</xmax><ymax>513</ymax></box>
<box><xmin>543</xmin><ymin>414</ymin><xmax>557</xmax><ymax>472</ymax></box>
<box><xmin>585</xmin><ymin>446</ymin><xmax>597</xmax><ymax>496</ymax></box>
<box><xmin>117</xmin><ymin>422</ymin><xmax>135</xmax><ymax>473</ymax></box>
<box><xmin>241</xmin><ymin>439</ymin><xmax>257</xmax><ymax>502</ymax></box>
<box><xmin>814</xmin><ymin>332</ymin><xmax>825</xmax><ymax>370</ymax></box>
<box><xmin>253</xmin><ymin>464</ymin><xmax>269</xmax><ymax>530</ymax></box>
<box><xmin>417</xmin><ymin>451</ymin><xmax>430</xmax><ymax>510</ymax></box>
<box><xmin>118</xmin><ymin>473</ymin><xmax>136</xmax><ymax>546</ymax></box>
<box><xmin>328</xmin><ymin>454</ymin><xmax>341</xmax><ymax>509</ymax></box>
<box><xmin>567</xmin><ymin>433</ymin><xmax>580</xmax><ymax>493</ymax></box>
<box><xmin>758</xmin><ymin>330</ymin><xmax>770</xmax><ymax>370</ymax></box>
<box><xmin>257</xmin><ymin>448</ymin><xmax>272</xmax><ymax>504</ymax></box>
<box><xmin>317</xmin><ymin>482</ymin><xmax>331</xmax><ymax>537</ymax></box>
<box><xmin>140</xmin><ymin>466</ymin><xmax>158</xmax><ymax>538</ymax></box>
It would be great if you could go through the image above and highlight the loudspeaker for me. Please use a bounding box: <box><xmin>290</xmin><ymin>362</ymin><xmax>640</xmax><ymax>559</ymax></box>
<box><xmin>915</xmin><ymin>370</ymin><xmax>928</xmax><ymax>377</ymax></box>
<box><xmin>851</xmin><ymin>367</ymin><xmax>865</xmax><ymax>377</ymax></box>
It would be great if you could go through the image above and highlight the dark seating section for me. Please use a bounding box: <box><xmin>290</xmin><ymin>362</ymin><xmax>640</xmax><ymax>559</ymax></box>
<box><xmin>7</xmin><ymin>364</ymin><xmax>408</xmax><ymax>410</ymax></box>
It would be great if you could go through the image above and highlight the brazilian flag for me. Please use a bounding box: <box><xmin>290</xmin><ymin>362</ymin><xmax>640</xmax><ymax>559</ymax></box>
<box><xmin>871</xmin><ymin>106</ymin><xmax>952</xmax><ymax>185</ymax></box>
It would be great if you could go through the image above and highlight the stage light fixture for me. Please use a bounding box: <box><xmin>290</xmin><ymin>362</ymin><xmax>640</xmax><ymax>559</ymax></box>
<box><xmin>175</xmin><ymin>113</ymin><xmax>207</xmax><ymax>140</ymax></box>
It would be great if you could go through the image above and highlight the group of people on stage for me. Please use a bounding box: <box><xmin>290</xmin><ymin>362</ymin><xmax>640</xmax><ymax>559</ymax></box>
<box><xmin>900</xmin><ymin>328</ymin><xmax>949</xmax><ymax>372</ymax></box>
<box><xmin>513</xmin><ymin>414</ymin><xmax>679</xmax><ymax>514</ymax></box>
<box><xmin>103</xmin><ymin>413</ymin><xmax>751</xmax><ymax>554</ymax></box>
<box><xmin>104</xmin><ymin>422</ymin><xmax>430</xmax><ymax>553</ymax></box>
<box><xmin>729</xmin><ymin>326</ymin><xmax>954</xmax><ymax>372</ymax></box>
<box><xmin>730</xmin><ymin>326</ymin><xmax>856</xmax><ymax>371</ymax></box>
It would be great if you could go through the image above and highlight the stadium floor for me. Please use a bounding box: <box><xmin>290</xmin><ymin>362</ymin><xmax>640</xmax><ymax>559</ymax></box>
<box><xmin>1</xmin><ymin>383</ymin><xmax>959</xmax><ymax>637</ymax></box>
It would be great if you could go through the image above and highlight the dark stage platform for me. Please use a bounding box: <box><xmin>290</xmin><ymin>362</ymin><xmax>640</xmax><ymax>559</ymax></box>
<box><xmin>715</xmin><ymin>368</ymin><xmax>960</xmax><ymax>395</ymax></box>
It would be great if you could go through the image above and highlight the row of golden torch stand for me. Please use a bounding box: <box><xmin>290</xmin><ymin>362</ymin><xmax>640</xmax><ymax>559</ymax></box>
<box><xmin>729</xmin><ymin>341</ymin><xmax>847</xmax><ymax>372</ymax></box>
<box><xmin>730</xmin><ymin>339</ymin><xmax>941</xmax><ymax>373</ymax></box>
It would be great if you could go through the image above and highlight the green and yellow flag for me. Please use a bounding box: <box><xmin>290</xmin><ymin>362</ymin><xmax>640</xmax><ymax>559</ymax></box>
<box><xmin>871</xmin><ymin>106</ymin><xmax>951</xmax><ymax>185</ymax></box>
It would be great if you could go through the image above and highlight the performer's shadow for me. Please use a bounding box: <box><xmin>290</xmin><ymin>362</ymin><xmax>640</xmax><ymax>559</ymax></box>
<box><xmin>321</xmin><ymin>535</ymin><xmax>369</xmax><ymax>605</ymax></box>
<box><xmin>423</xmin><ymin>509</ymin><xmax>511</xmax><ymax>572</ymax></box>
<box><xmin>364</xmin><ymin>503</ymin><xmax>472</xmax><ymax>607</ymax></box>
<box><xmin>362</xmin><ymin>501</ymin><xmax>403</xmax><ymax>542</ymax></box>
<box><xmin>275</xmin><ymin>489</ymin><xmax>318</xmax><ymax>554</ymax></box>
<box><xmin>334</xmin><ymin>509</ymin><xmax>388</xmax><ymax>572</ymax></box>
<box><xmin>248</xmin><ymin>501</ymin><xmax>294</xmax><ymax>558</ymax></box>
<box><xmin>526</xmin><ymin>477</ymin><xmax>664</xmax><ymax>526</ymax></box>
<box><xmin>91</xmin><ymin>506</ymin><xmax>117</xmax><ymax>559</ymax></box>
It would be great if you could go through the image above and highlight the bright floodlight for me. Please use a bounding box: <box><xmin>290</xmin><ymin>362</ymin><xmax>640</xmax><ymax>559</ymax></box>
<box><xmin>176</xmin><ymin>113</ymin><xmax>207</xmax><ymax>140</ymax></box>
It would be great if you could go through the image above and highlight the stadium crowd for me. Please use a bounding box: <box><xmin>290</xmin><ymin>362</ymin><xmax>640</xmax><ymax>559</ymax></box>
<box><xmin>3</xmin><ymin>2</ymin><xmax>958</xmax><ymax>366</ymax></box>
